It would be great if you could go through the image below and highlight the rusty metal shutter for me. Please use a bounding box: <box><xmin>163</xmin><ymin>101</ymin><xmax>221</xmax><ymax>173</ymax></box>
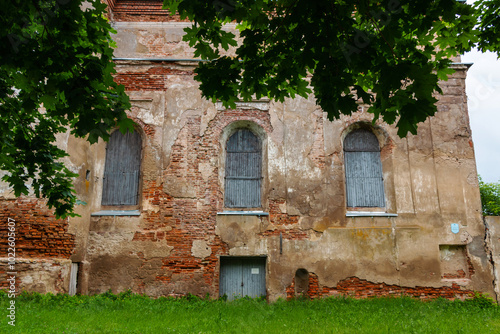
<box><xmin>102</xmin><ymin>131</ymin><xmax>142</xmax><ymax>205</ymax></box>
<box><xmin>344</xmin><ymin>129</ymin><xmax>385</xmax><ymax>207</ymax></box>
<box><xmin>225</xmin><ymin>129</ymin><xmax>262</xmax><ymax>208</ymax></box>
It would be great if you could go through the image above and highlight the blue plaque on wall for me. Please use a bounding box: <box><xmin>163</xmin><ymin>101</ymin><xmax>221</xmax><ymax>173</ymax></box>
<box><xmin>451</xmin><ymin>223</ymin><xmax>460</xmax><ymax>234</ymax></box>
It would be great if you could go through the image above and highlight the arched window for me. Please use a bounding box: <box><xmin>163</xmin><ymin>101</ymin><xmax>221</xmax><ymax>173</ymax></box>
<box><xmin>225</xmin><ymin>129</ymin><xmax>262</xmax><ymax>208</ymax></box>
<box><xmin>344</xmin><ymin>129</ymin><xmax>385</xmax><ymax>207</ymax></box>
<box><xmin>101</xmin><ymin>130</ymin><xmax>142</xmax><ymax>206</ymax></box>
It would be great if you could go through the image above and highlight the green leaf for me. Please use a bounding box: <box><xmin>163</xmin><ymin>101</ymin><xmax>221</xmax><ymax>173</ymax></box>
<box><xmin>479</xmin><ymin>176</ymin><xmax>500</xmax><ymax>216</ymax></box>
<box><xmin>161</xmin><ymin>0</ymin><xmax>481</xmax><ymax>138</ymax></box>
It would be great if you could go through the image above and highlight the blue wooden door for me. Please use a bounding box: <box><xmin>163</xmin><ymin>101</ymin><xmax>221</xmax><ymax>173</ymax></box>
<box><xmin>220</xmin><ymin>257</ymin><xmax>266</xmax><ymax>300</ymax></box>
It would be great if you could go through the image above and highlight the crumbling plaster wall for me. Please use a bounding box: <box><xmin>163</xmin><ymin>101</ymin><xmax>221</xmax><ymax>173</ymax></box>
<box><xmin>0</xmin><ymin>14</ymin><xmax>495</xmax><ymax>300</ymax></box>
<box><xmin>485</xmin><ymin>216</ymin><xmax>500</xmax><ymax>300</ymax></box>
<box><xmin>77</xmin><ymin>19</ymin><xmax>496</xmax><ymax>300</ymax></box>
<box><xmin>0</xmin><ymin>132</ymin><xmax>83</xmax><ymax>294</ymax></box>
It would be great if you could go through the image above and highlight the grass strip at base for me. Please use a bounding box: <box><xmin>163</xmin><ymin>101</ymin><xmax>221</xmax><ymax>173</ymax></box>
<box><xmin>1</xmin><ymin>291</ymin><xmax>499</xmax><ymax>333</ymax></box>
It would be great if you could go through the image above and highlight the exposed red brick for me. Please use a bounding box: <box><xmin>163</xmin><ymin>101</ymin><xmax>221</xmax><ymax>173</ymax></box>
<box><xmin>286</xmin><ymin>274</ymin><xmax>475</xmax><ymax>301</ymax></box>
<box><xmin>114</xmin><ymin>110</ymin><xmax>273</xmax><ymax>291</ymax></box>
<box><xmin>308</xmin><ymin>116</ymin><xmax>326</xmax><ymax>169</ymax></box>
<box><xmin>268</xmin><ymin>199</ymin><xmax>300</xmax><ymax>226</ymax></box>
<box><xmin>114</xmin><ymin>67</ymin><xmax>194</xmax><ymax>91</ymax></box>
<box><xmin>108</xmin><ymin>0</ymin><xmax>189</xmax><ymax>22</ymax></box>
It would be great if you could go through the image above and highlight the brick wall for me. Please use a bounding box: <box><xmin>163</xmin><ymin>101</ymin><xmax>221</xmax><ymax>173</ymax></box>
<box><xmin>87</xmin><ymin>66</ymin><xmax>484</xmax><ymax>299</ymax></box>
<box><xmin>0</xmin><ymin>198</ymin><xmax>75</xmax><ymax>293</ymax></box>
<box><xmin>287</xmin><ymin>274</ymin><xmax>475</xmax><ymax>300</ymax></box>
<box><xmin>133</xmin><ymin>110</ymin><xmax>271</xmax><ymax>291</ymax></box>
<box><xmin>86</xmin><ymin>95</ymin><xmax>316</xmax><ymax>295</ymax></box>
<box><xmin>2</xmin><ymin>57</ymin><xmax>491</xmax><ymax>299</ymax></box>
<box><xmin>114</xmin><ymin>67</ymin><xmax>194</xmax><ymax>91</ymax></box>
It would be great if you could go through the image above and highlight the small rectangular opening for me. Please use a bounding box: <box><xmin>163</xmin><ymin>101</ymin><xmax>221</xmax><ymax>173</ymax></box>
<box><xmin>439</xmin><ymin>245</ymin><xmax>471</xmax><ymax>279</ymax></box>
<box><xmin>69</xmin><ymin>262</ymin><xmax>79</xmax><ymax>296</ymax></box>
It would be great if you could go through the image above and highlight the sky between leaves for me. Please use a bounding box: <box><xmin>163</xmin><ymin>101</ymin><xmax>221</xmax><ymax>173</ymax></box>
<box><xmin>463</xmin><ymin>48</ymin><xmax>500</xmax><ymax>183</ymax></box>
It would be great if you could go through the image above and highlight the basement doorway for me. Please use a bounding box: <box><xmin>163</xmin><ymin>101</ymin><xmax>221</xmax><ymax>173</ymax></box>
<box><xmin>219</xmin><ymin>256</ymin><xmax>266</xmax><ymax>300</ymax></box>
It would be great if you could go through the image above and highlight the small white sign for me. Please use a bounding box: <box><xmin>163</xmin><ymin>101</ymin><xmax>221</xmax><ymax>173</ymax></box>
<box><xmin>451</xmin><ymin>223</ymin><xmax>459</xmax><ymax>234</ymax></box>
<box><xmin>251</xmin><ymin>268</ymin><xmax>259</xmax><ymax>275</ymax></box>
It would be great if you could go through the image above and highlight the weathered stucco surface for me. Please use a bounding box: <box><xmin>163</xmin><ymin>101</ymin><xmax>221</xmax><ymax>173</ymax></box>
<box><xmin>0</xmin><ymin>259</ymin><xmax>71</xmax><ymax>294</ymax></box>
<box><xmin>0</xmin><ymin>5</ymin><xmax>499</xmax><ymax>301</ymax></box>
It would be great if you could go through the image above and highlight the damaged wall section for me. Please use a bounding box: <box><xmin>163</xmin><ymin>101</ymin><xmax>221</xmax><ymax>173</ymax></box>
<box><xmin>0</xmin><ymin>6</ymin><xmax>498</xmax><ymax>301</ymax></box>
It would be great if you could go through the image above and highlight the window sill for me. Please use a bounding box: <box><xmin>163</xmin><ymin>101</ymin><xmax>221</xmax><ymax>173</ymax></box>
<box><xmin>91</xmin><ymin>210</ymin><xmax>141</xmax><ymax>216</ymax></box>
<box><xmin>217</xmin><ymin>211</ymin><xmax>269</xmax><ymax>216</ymax></box>
<box><xmin>346</xmin><ymin>211</ymin><xmax>398</xmax><ymax>217</ymax></box>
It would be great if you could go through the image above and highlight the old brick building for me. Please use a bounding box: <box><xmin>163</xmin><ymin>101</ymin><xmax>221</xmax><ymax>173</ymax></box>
<box><xmin>1</xmin><ymin>0</ymin><xmax>499</xmax><ymax>301</ymax></box>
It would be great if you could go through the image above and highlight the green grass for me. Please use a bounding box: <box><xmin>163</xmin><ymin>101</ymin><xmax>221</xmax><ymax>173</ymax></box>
<box><xmin>1</xmin><ymin>291</ymin><xmax>499</xmax><ymax>333</ymax></box>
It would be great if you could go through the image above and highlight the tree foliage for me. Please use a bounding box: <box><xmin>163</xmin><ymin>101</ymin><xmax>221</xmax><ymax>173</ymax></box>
<box><xmin>1</xmin><ymin>0</ymin><xmax>499</xmax><ymax>218</ymax></box>
<box><xmin>479</xmin><ymin>177</ymin><xmax>500</xmax><ymax>216</ymax></box>
<box><xmin>475</xmin><ymin>0</ymin><xmax>500</xmax><ymax>55</ymax></box>
<box><xmin>163</xmin><ymin>0</ymin><xmax>496</xmax><ymax>137</ymax></box>
<box><xmin>0</xmin><ymin>0</ymin><xmax>132</xmax><ymax>218</ymax></box>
